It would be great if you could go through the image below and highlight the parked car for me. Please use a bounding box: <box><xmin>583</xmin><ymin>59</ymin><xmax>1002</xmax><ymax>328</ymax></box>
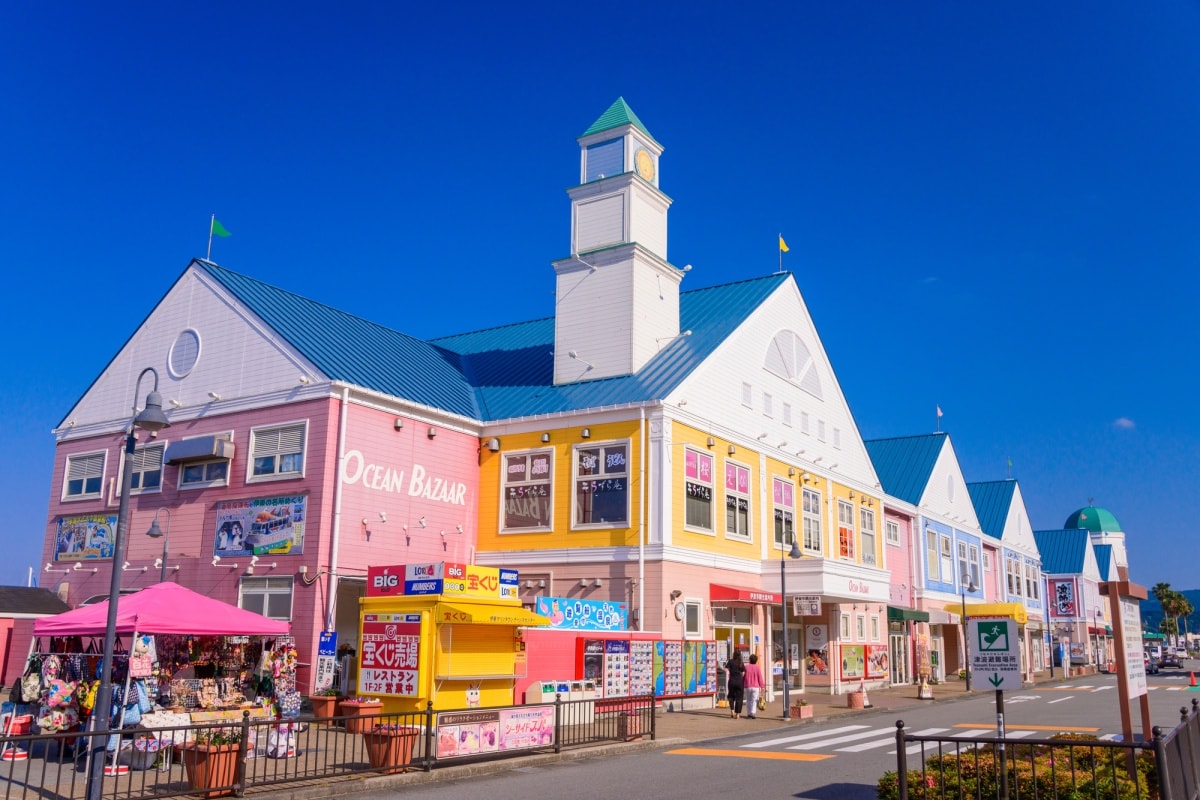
<box><xmin>1159</xmin><ymin>652</ymin><xmax>1182</xmax><ymax>669</ymax></box>
<box><xmin>1144</xmin><ymin>654</ymin><xmax>1160</xmax><ymax>674</ymax></box>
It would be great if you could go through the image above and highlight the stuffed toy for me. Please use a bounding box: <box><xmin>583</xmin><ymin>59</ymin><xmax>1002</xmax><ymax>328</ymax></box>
<box><xmin>130</xmin><ymin>635</ymin><xmax>154</xmax><ymax>678</ymax></box>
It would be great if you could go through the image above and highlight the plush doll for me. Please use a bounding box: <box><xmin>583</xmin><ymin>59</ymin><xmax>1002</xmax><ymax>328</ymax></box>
<box><xmin>130</xmin><ymin>635</ymin><xmax>155</xmax><ymax>678</ymax></box>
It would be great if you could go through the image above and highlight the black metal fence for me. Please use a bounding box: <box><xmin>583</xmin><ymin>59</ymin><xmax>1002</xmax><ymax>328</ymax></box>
<box><xmin>890</xmin><ymin>699</ymin><xmax>1200</xmax><ymax>800</ymax></box>
<box><xmin>0</xmin><ymin>694</ymin><xmax>655</xmax><ymax>800</ymax></box>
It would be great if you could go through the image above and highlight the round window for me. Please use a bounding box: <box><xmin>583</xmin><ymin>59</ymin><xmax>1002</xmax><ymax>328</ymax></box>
<box><xmin>169</xmin><ymin>329</ymin><xmax>201</xmax><ymax>378</ymax></box>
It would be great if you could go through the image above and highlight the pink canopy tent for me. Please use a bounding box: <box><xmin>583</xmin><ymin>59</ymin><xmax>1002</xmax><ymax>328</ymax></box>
<box><xmin>32</xmin><ymin>582</ymin><xmax>289</xmax><ymax>637</ymax></box>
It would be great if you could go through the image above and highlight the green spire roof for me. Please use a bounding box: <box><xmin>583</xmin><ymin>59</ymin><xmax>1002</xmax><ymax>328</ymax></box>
<box><xmin>581</xmin><ymin>97</ymin><xmax>652</xmax><ymax>139</ymax></box>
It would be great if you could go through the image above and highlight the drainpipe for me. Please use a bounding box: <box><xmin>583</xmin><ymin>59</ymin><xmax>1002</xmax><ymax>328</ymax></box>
<box><xmin>325</xmin><ymin>385</ymin><xmax>351</xmax><ymax>630</ymax></box>
<box><xmin>638</xmin><ymin>406</ymin><xmax>646</xmax><ymax>631</ymax></box>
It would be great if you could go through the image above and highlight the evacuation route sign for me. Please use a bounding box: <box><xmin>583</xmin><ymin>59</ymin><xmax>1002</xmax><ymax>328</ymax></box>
<box><xmin>969</xmin><ymin>616</ymin><xmax>1022</xmax><ymax>690</ymax></box>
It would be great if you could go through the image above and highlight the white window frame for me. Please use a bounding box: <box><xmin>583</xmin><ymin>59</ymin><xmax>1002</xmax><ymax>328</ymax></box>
<box><xmin>871</xmin><ymin>615</ymin><xmax>881</xmax><ymax>642</ymax></box>
<box><xmin>982</xmin><ymin>550</ymin><xmax>991</xmax><ymax>571</ymax></box>
<box><xmin>683</xmin><ymin>447</ymin><xmax>715</xmax><ymax>534</ymax></box>
<box><xmin>782</xmin><ymin>402</ymin><xmax>792</xmax><ymax>426</ymax></box>
<box><xmin>926</xmin><ymin>529</ymin><xmax>939</xmax><ymax>581</ymax></box>
<box><xmin>723</xmin><ymin>461</ymin><xmax>751</xmax><ymax>540</ymax></box>
<box><xmin>684</xmin><ymin>599</ymin><xmax>703</xmax><ymax>638</ymax></box>
<box><xmin>969</xmin><ymin>545</ymin><xmax>981</xmax><ymax>587</ymax></box>
<box><xmin>885</xmin><ymin>518</ymin><xmax>900</xmax><ymax>546</ymax></box>
<box><xmin>122</xmin><ymin>441</ymin><xmax>165</xmax><ymax>495</ymax></box>
<box><xmin>860</xmin><ymin>506</ymin><xmax>877</xmax><ymax>566</ymax></box>
<box><xmin>817</xmin><ymin>420</ymin><xmax>827</xmax><ymax>442</ymax></box>
<box><xmin>572</xmin><ymin>439</ymin><xmax>631</xmax><ymax>529</ymax></box>
<box><xmin>957</xmin><ymin>541</ymin><xmax>969</xmax><ymax>585</ymax></box>
<box><xmin>840</xmin><ymin>614</ymin><xmax>850</xmax><ymax>639</ymax></box>
<box><xmin>856</xmin><ymin>614</ymin><xmax>866</xmax><ymax>640</ymax></box>
<box><xmin>500</xmin><ymin>448</ymin><xmax>554</xmax><ymax>532</ymax></box>
<box><xmin>742</xmin><ymin>383</ymin><xmax>753</xmax><ymax>408</ymax></box>
<box><xmin>833</xmin><ymin>428</ymin><xmax>842</xmax><ymax>449</ymax></box>
<box><xmin>773</xmin><ymin>477</ymin><xmax>796</xmax><ymax>550</ymax></box>
<box><xmin>800</xmin><ymin>412</ymin><xmax>810</xmax><ymax>434</ymax></box>
<box><xmin>177</xmin><ymin>432</ymin><xmax>234</xmax><ymax>491</ymax></box>
<box><xmin>763</xmin><ymin>391</ymin><xmax>773</xmax><ymax>418</ymax></box>
<box><xmin>239</xmin><ymin>576</ymin><xmax>294</xmax><ymax>620</ymax></box>
<box><xmin>801</xmin><ymin>487</ymin><xmax>822</xmax><ymax>553</ymax></box>
<box><xmin>63</xmin><ymin>450</ymin><xmax>107</xmax><ymax>501</ymax></box>
<box><xmin>837</xmin><ymin>500</ymin><xmax>855</xmax><ymax>560</ymax></box>
<box><xmin>248</xmin><ymin>421</ymin><xmax>307</xmax><ymax>482</ymax></box>
<box><xmin>940</xmin><ymin>535</ymin><xmax>953</xmax><ymax>581</ymax></box>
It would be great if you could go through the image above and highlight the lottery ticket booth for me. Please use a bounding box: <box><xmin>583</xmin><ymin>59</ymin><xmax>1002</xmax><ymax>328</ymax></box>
<box><xmin>357</xmin><ymin>563</ymin><xmax>550</xmax><ymax>712</ymax></box>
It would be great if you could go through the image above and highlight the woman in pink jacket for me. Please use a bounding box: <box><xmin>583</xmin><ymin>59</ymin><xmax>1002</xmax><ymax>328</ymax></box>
<box><xmin>743</xmin><ymin>653</ymin><xmax>766</xmax><ymax>719</ymax></box>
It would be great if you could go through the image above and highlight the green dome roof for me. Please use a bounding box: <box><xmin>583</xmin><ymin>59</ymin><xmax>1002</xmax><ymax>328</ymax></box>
<box><xmin>1063</xmin><ymin>506</ymin><xmax>1123</xmax><ymax>533</ymax></box>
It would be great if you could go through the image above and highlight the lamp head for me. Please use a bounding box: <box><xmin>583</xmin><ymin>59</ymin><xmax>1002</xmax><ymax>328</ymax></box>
<box><xmin>787</xmin><ymin>539</ymin><xmax>802</xmax><ymax>560</ymax></box>
<box><xmin>146</xmin><ymin>519</ymin><xmax>164</xmax><ymax>539</ymax></box>
<box><xmin>135</xmin><ymin>390</ymin><xmax>171</xmax><ymax>432</ymax></box>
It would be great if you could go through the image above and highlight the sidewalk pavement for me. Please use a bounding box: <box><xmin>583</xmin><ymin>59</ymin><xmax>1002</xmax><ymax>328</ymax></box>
<box><xmin>653</xmin><ymin>669</ymin><xmax>1078</xmax><ymax>743</ymax></box>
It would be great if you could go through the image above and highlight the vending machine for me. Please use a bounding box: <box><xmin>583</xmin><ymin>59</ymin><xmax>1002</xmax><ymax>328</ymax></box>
<box><xmin>577</xmin><ymin>638</ymin><xmax>631</xmax><ymax>698</ymax></box>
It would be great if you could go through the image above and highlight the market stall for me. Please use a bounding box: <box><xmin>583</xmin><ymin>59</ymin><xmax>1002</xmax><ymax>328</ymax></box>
<box><xmin>21</xmin><ymin>583</ymin><xmax>291</xmax><ymax>768</ymax></box>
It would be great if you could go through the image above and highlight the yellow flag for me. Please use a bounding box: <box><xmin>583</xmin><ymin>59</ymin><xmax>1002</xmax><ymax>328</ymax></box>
<box><xmin>779</xmin><ymin>235</ymin><xmax>790</xmax><ymax>253</ymax></box>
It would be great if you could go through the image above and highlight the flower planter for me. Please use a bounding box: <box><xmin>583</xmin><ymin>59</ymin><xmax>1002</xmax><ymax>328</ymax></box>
<box><xmin>847</xmin><ymin>691</ymin><xmax>866</xmax><ymax>709</ymax></box>
<box><xmin>362</xmin><ymin>727</ymin><xmax>420</xmax><ymax>773</ymax></box>
<box><xmin>790</xmin><ymin>704</ymin><xmax>813</xmax><ymax>720</ymax></box>
<box><xmin>181</xmin><ymin>742</ymin><xmax>246</xmax><ymax>798</ymax></box>
<box><xmin>338</xmin><ymin>701</ymin><xmax>383</xmax><ymax>734</ymax></box>
<box><xmin>308</xmin><ymin>695</ymin><xmax>340</xmax><ymax>723</ymax></box>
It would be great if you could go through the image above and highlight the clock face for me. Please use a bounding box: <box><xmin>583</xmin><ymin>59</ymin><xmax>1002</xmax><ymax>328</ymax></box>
<box><xmin>634</xmin><ymin>147</ymin><xmax>656</xmax><ymax>182</ymax></box>
<box><xmin>674</xmin><ymin>602</ymin><xmax>686</xmax><ymax>621</ymax></box>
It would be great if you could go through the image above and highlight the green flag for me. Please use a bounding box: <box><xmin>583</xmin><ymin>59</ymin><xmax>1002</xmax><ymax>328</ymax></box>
<box><xmin>212</xmin><ymin>217</ymin><xmax>231</xmax><ymax>237</ymax></box>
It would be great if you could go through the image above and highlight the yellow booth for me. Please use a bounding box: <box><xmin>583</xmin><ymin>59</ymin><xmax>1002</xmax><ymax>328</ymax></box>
<box><xmin>358</xmin><ymin>562</ymin><xmax>550</xmax><ymax>712</ymax></box>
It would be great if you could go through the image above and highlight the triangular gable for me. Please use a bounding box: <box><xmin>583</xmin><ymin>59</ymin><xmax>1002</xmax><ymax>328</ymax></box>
<box><xmin>59</xmin><ymin>261</ymin><xmax>329</xmax><ymax>434</ymax></box>
<box><xmin>1093</xmin><ymin>544</ymin><xmax>1117</xmax><ymax>581</ymax></box>
<box><xmin>968</xmin><ymin>480</ymin><xmax>1039</xmax><ymax>557</ymax></box>
<box><xmin>581</xmin><ymin>97</ymin><xmax>653</xmax><ymax>139</ymax></box>
<box><xmin>671</xmin><ymin>276</ymin><xmax>880</xmax><ymax>490</ymax></box>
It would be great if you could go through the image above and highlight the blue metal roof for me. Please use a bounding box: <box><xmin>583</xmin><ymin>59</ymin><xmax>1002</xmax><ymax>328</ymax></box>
<box><xmin>967</xmin><ymin>480</ymin><xmax>1016</xmax><ymax>540</ymax></box>
<box><xmin>1033</xmin><ymin>529</ymin><xmax>1091</xmax><ymax>575</ymax></box>
<box><xmin>432</xmin><ymin>273</ymin><xmax>790</xmax><ymax>419</ymax></box>
<box><xmin>199</xmin><ymin>261</ymin><xmax>482</xmax><ymax>418</ymax></box>
<box><xmin>1093</xmin><ymin>544</ymin><xmax>1113</xmax><ymax>579</ymax></box>
<box><xmin>198</xmin><ymin>260</ymin><xmax>788</xmax><ymax>422</ymax></box>
<box><xmin>863</xmin><ymin>434</ymin><xmax>946</xmax><ymax>505</ymax></box>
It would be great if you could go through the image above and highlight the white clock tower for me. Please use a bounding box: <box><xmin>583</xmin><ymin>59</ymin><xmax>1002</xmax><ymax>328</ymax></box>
<box><xmin>552</xmin><ymin>98</ymin><xmax>686</xmax><ymax>385</ymax></box>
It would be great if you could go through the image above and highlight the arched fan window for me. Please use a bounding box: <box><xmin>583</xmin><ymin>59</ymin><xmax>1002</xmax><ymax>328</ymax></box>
<box><xmin>764</xmin><ymin>331</ymin><xmax>822</xmax><ymax>399</ymax></box>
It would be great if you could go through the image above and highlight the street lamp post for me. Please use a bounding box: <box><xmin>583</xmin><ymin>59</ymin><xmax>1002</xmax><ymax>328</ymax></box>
<box><xmin>780</xmin><ymin>532</ymin><xmax>802</xmax><ymax>719</ymax></box>
<box><xmin>960</xmin><ymin>573</ymin><xmax>978</xmax><ymax>692</ymax></box>
<box><xmin>1094</xmin><ymin>609</ymin><xmax>1102</xmax><ymax>669</ymax></box>
<box><xmin>86</xmin><ymin>367</ymin><xmax>170</xmax><ymax>800</ymax></box>
<box><xmin>146</xmin><ymin>508</ymin><xmax>172</xmax><ymax>583</ymax></box>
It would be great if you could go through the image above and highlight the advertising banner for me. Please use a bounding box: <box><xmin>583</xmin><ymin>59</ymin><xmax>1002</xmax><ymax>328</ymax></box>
<box><xmin>315</xmin><ymin>631</ymin><xmax>338</xmax><ymax>691</ymax></box>
<box><xmin>535</xmin><ymin>596</ymin><xmax>628</xmax><ymax>630</ymax></box>
<box><xmin>437</xmin><ymin>706</ymin><xmax>555</xmax><ymax>759</ymax></box>
<box><xmin>839</xmin><ymin>644</ymin><xmax>865</xmax><ymax>680</ymax></box>
<box><xmin>366</xmin><ymin>565</ymin><xmax>405</xmax><ymax>597</ymax></box>
<box><xmin>1050</xmin><ymin>579</ymin><xmax>1076</xmax><ymax>617</ymax></box>
<box><xmin>866</xmin><ymin>644</ymin><xmax>890</xmax><ymax>678</ymax></box>
<box><xmin>213</xmin><ymin>495</ymin><xmax>307</xmax><ymax>556</ymax></box>
<box><xmin>442</xmin><ymin>563</ymin><xmax>519</xmax><ymax>600</ymax></box>
<box><xmin>54</xmin><ymin>513</ymin><xmax>118</xmax><ymax>561</ymax></box>
<box><xmin>359</xmin><ymin>613</ymin><xmax>421</xmax><ymax>696</ymax></box>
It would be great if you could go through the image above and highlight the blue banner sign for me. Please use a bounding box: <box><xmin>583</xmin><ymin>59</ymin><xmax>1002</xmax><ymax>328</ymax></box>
<box><xmin>535</xmin><ymin>596</ymin><xmax>628</xmax><ymax>631</ymax></box>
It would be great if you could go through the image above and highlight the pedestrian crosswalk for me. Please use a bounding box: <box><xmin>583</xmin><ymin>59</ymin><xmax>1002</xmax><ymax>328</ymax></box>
<box><xmin>734</xmin><ymin>723</ymin><xmax>1100</xmax><ymax>758</ymax></box>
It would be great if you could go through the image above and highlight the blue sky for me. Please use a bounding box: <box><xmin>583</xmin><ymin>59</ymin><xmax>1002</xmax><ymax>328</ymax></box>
<box><xmin>3</xmin><ymin>2</ymin><xmax>1198</xmax><ymax>591</ymax></box>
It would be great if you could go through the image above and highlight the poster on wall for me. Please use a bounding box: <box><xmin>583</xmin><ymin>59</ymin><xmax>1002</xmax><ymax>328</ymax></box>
<box><xmin>54</xmin><ymin>513</ymin><xmax>118</xmax><ymax>561</ymax></box>
<box><xmin>213</xmin><ymin>494</ymin><xmax>307</xmax><ymax>556</ymax></box>
<box><xmin>359</xmin><ymin>613</ymin><xmax>421</xmax><ymax>696</ymax></box>
<box><xmin>1050</xmin><ymin>579</ymin><xmax>1076</xmax><ymax>617</ymax></box>
<box><xmin>866</xmin><ymin>644</ymin><xmax>890</xmax><ymax>678</ymax></box>
<box><xmin>840</xmin><ymin>644</ymin><xmax>865</xmax><ymax>680</ymax></box>
<box><xmin>535</xmin><ymin>596</ymin><xmax>628</xmax><ymax>630</ymax></box>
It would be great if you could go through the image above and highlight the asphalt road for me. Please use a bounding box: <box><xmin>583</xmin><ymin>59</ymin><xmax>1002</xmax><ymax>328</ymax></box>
<box><xmin>350</xmin><ymin>671</ymin><xmax>1200</xmax><ymax>800</ymax></box>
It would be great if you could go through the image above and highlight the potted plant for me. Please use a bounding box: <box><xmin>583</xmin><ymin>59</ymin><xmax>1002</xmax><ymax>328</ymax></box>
<box><xmin>789</xmin><ymin>698</ymin><xmax>813</xmax><ymax>720</ymax></box>
<box><xmin>308</xmin><ymin>688</ymin><xmax>342</xmax><ymax>722</ymax></box>
<box><xmin>181</xmin><ymin>727</ymin><xmax>247</xmax><ymax>798</ymax></box>
<box><xmin>361</xmin><ymin>723</ymin><xmax>420</xmax><ymax>772</ymax></box>
<box><xmin>338</xmin><ymin>696</ymin><xmax>384</xmax><ymax>734</ymax></box>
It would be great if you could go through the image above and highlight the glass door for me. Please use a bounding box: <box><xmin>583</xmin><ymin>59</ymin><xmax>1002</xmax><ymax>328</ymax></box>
<box><xmin>889</xmin><ymin>632</ymin><xmax>907</xmax><ymax>684</ymax></box>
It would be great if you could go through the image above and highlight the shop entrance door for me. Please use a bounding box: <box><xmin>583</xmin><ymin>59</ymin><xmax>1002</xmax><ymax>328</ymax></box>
<box><xmin>889</xmin><ymin>633</ymin><xmax>907</xmax><ymax>685</ymax></box>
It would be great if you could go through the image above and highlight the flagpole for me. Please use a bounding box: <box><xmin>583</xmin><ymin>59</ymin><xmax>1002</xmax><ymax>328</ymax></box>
<box><xmin>207</xmin><ymin>214</ymin><xmax>215</xmax><ymax>260</ymax></box>
<box><xmin>778</xmin><ymin>232</ymin><xmax>783</xmax><ymax>274</ymax></box>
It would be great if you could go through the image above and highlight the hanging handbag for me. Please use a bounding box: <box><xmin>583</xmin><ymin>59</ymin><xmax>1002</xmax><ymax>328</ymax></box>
<box><xmin>21</xmin><ymin>673</ymin><xmax>41</xmax><ymax>702</ymax></box>
<box><xmin>756</xmin><ymin>695</ymin><xmax>767</xmax><ymax>711</ymax></box>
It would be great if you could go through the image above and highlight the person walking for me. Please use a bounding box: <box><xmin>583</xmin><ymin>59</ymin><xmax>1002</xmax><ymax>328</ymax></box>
<box><xmin>743</xmin><ymin>653</ymin><xmax>765</xmax><ymax>719</ymax></box>
<box><xmin>725</xmin><ymin>650</ymin><xmax>747</xmax><ymax>719</ymax></box>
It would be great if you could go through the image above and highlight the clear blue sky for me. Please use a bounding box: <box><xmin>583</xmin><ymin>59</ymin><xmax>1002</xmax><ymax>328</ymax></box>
<box><xmin>3</xmin><ymin>2</ymin><xmax>1197</xmax><ymax>591</ymax></box>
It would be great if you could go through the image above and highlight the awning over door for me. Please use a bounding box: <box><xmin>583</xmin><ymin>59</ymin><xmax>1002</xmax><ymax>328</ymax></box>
<box><xmin>710</xmin><ymin>584</ymin><xmax>781</xmax><ymax>604</ymax></box>
<box><xmin>433</xmin><ymin>602</ymin><xmax>550</xmax><ymax>627</ymax></box>
<box><xmin>887</xmin><ymin>606</ymin><xmax>930</xmax><ymax>623</ymax></box>
<box><xmin>942</xmin><ymin>601</ymin><xmax>1029</xmax><ymax>625</ymax></box>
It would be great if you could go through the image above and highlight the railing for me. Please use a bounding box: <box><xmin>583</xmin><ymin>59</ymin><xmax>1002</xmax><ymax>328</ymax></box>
<box><xmin>890</xmin><ymin>699</ymin><xmax>1200</xmax><ymax>800</ymax></box>
<box><xmin>0</xmin><ymin>694</ymin><xmax>656</xmax><ymax>799</ymax></box>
